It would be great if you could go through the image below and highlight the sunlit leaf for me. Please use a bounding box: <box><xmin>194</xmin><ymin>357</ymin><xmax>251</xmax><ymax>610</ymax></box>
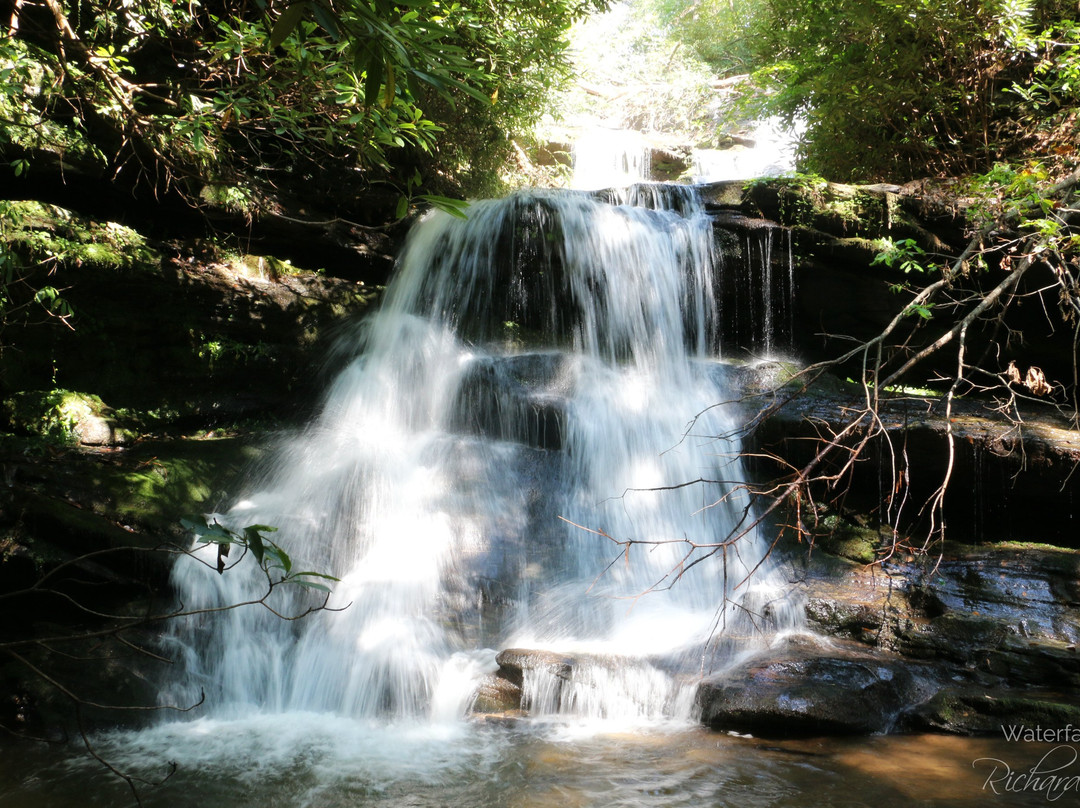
<box><xmin>293</xmin><ymin>571</ymin><xmax>341</xmax><ymax>582</ymax></box>
<box><xmin>417</xmin><ymin>194</ymin><xmax>470</xmax><ymax>219</ymax></box>
<box><xmin>289</xmin><ymin>579</ymin><xmax>332</xmax><ymax>592</ymax></box>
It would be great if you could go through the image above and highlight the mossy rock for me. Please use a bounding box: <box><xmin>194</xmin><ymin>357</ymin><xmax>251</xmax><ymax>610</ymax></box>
<box><xmin>106</xmin><ymin>438</ymin><xmax>263</xmax><ymax>530</ymax></box>
<box><xmin>812</xmin><ymin>517</ymin><xmax>882</xmax><ymax>564</ymax></box>
<box><xmin>1</xmin><ymin>433</ymin><xmax>266</xmax><ymax>596</ymax></box>
<box><xmin>1</xmin><ymin>200</ymin><xmax>160</xmax><ymax>271</ymax></box>
<box><xmin>905</xmin><ymin>688</ymin><xmax>1080</xmax><ymax>735</ymax></box>
<box><xmin>1</xmin><ymin>389</ymin><xmax>135</xmax><ymax>446</ymax></box>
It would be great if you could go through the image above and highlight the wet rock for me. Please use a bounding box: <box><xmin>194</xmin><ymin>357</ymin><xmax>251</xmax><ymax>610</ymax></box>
<box><xmin>749</xmin><ymin>376</ymin><xmax>1080</xmax><ymax>547</ymax></box>
<box><xmin>903</xmin><ymin>687</ymin><xmax>1080</xmax><ymax>735</ymax></box>
<box><xmin>783</xmin><ymin>549</ymin><xmax>913</xmax><ymax>649</ymax></box>
<box><xmin>888</xmin><ymin>545</ymin><xmax>1080</xmax><ymax>690</ymax></box>
<box><xmin>696</xmin><ymin>636</ymin><xmax>924</xmax><ymax>737</ymax></box>
<box><xmin>785</xmin><ymin>538</ymin><xmax>1080</xmax><ymax>725</ymax></box>
<box><xmin>494</xmin><ymin>648</ymin><xmax>575</xmax><ymax>688</ymax></box>
<box><xmin>805</xmin><ymin>591</ymin><xmax>888</xmax><ymax>644</ymax></box>
<box><xmin>470</xmin><ymin>673</ymin><xmax>523</xmax><ymax>713</ymax></box>
<box><xmin>451</xmin><ymin>353</ymin><xmax>569</xmax><ymax>450</ymax></box>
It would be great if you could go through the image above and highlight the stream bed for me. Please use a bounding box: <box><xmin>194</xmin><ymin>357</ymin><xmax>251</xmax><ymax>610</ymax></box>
<box><xmin>2</xmin><ymin>719</ymin><xmax>1071</xmax><ymax>807</ymax></box>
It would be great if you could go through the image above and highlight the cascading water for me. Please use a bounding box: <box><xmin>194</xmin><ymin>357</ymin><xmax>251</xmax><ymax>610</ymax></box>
<box><xmin>571</xmin><ymin>128</ymin><xmax>652</xmax><ymax>189</ymax></box>
<box><xmin>162</xmin><ymin>184</ymin><xmax>799</xmax><ymax>734</ymax></box>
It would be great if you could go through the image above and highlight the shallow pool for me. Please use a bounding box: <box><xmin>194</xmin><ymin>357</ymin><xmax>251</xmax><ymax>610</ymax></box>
<box><xmin>2</xmin><ymin>715</ymin><xmax>1073</xmax><ymax>807</ymax></box>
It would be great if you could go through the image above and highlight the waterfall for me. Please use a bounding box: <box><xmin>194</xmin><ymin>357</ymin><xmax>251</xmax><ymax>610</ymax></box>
<box><xmin>163</xmin><ymin>184</ymin><xmax>799</xmax><ymax>726</ymax></box>
<box><xmin>571</xmin><ymin>128</ymin><xmax>652</xmax><ymax>189</ymax></box>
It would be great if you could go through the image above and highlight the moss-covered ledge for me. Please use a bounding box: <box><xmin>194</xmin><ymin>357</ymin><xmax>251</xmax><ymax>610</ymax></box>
<box><xmin>0</xmin><ymin>431</ymin><xmax>267</xmax><ymax>591</ymax></box>
<box><xmin>1</xmin><ymin>200</ymin><xmax>385</xmax><ymax>422</ymax></box>
<box><xmin>698</xmin><ymin>176</ymin><xmax>961</xmax><ymax>257</ymax></box>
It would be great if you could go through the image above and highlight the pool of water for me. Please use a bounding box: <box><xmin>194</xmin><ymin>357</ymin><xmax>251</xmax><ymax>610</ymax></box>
<box><xmin>2</xmin><ymin>716</ymin><xmax>1072</xmax><ymax>807</ymax></box>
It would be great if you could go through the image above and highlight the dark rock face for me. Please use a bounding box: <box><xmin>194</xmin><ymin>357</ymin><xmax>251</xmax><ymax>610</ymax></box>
<box><xmin>449</xmin><ymin>353</ymin><xmax>569</xmax><ymax>450</ymax></box>
<box><xmin>1</xmin><ymin>203</ymin><xmax>389</xmax><ymax>423</ymax></box>
<box><xmin>695</xmin><ymin>636</ymin><xmax>923</xmax><ymax>737</ymax></box>
<box><xmin>782</xmin><ymin>542</ymin><xmax>1080</xmax><ymax>735</ymax></box>
<box><xmin>734</xmin><ymin>355</ymin><xmax>1080</xmax><ymax>548</ymax></box>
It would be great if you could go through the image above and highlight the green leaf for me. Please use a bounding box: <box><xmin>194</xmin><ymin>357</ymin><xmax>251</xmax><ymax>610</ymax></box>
<box><xmin>365</xmin><ymin>54</ymin><xmax>385</xmax><ymax>107</ymax></box>
<box><xmin>292</xmin><ymin>570</ymin><xmax>340</xmax><ymax>582</ymax></box>
<box><xmin>289</xmin><ymin>579</ymin><xmax>332</xmax><ymax>592</ymax></box>
<box><xmin>262</xmin><ymin>541</ymin><xmax>292</xmax><ymax>575</ymax></box>
<box><xmin>417</xmin><ymin>194</ymin><xmax>470</xmax><ymax>219</ymax></box>
<box><xmin>182</xmin><ymin>516</ymin><xmax>235</xmax><ymax>544</ymax></box>
<box><xmin>382</xmin><ymin>63</ymin><xmax>396</xmax><ymax>108</ymax></box>
<box><xmin>310</xmin><ymin>0</ymin><xmax>341</xmax><ymax>40</ymax></box>
<box><xmin>395</xmin><ymin>195</ymin><xmax>409</xmax><ymax>219</ymax></box>
<box><xmin>907</xmin><ymin>303</ymin><xmax>933</xmax><ymax>320</ymax></box>
<box><xmin>269</xmin><ymin>2</ymin><xmax>308</xmax><ymax>50</ymax></box>
<box><xmin>243</xmin><ymin>525</ymin><xmax>267</xmax><ymax>565</ymax></box>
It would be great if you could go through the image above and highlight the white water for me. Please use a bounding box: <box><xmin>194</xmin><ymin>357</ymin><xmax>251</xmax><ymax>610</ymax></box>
<box><xmin>571</xmin><ymin>128</ymin><xmax>652</xmax><ymax>189</ymax></box>
<box><xmin>692</xmin><ymin>118</ymin><xmax>798</xmax><ymax>183</ymax></box>
<box><xmin>150</xmin><ymin>185</ymin><xmax>800</xmax><ymax>790</ymax></box>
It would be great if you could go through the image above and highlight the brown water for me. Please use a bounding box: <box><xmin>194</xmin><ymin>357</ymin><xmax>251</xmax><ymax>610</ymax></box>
<box><xmin>1</xmin><ymin>721</ymin><xmax>1073</xmax><ymax>807</ymax></box>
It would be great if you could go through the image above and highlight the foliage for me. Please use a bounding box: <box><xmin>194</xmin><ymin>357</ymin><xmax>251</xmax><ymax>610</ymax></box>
<box><xmin>181</xmin><ymin>515</ymin><xmax>339</xmax><ymax>591</ymax></box>
<box><xmin>742</xmin><ymin>162</ymin><xmax>1080</xmax><ymax>559</ymax></box>
<box><xmin>2</xmin><ymin>0</ymin><xmax>609</xmax><ymax>212</ymax></box>
<box><xmin>0</xmin><ymin>199</ymin><xmax>167</xmax><ymax>357</ymax></box>
<box><xmin>0</xmin><ymin>201</ymin><xmax>75</xmax><ymax>345</ymax></box>
<box><xmin>407</xmin><ymin>0</ymin><xmax>612</xmax><ymax>195</ymax></box>
<box><xmin>1</xmin><ymin>388</ymin><xmax>110</xmax><ymax>445</ymax></box>
<box><xmin>550</xmin><ymin>0</ymin><xmax>724</xmax><ymax>147</ymax></box>
<box><xmin>644</xmin><ymin>0</ymin><xmax>763</xmax><ymax>78</ymax></box>
<box><xmin>736</xmin><ymin>0</ymin><xmax>1080</xmax><ymax>181</ymax></box>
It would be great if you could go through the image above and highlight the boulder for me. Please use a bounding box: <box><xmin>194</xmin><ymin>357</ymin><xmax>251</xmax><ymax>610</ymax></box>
<box><xmin>2</xmin><ymin>389</ymin><xmax>133</xmax><ymax>446</ymax></box>
<box><xmin>695</xmin><ymin>635</ymin><xmax>924</xmax><ymax>736</ymax></box>
<box><xmin>494</xmin><ymin>648</ymin><xmax>574</xmax><ymax>688</ymax></box>
<box><xmin>470</xmin><ymin>672</ymin><xmax>523</xmax><ymax>714</ymax></box>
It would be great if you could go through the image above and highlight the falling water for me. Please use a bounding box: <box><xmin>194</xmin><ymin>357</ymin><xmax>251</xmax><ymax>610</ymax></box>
<box><xmin>708</xmin><ymin>217</ymin><xmax>796</xmax><ymax>357</ymax></box>
<box><xmin>571</xmin><ymin>128</ymin><xmax>652</xmax><ymax>189</ymax></box>
<box><xmin>161</xmin><ymin>184</ymin><xmax>798</xmax><ymax>733</ymax></box>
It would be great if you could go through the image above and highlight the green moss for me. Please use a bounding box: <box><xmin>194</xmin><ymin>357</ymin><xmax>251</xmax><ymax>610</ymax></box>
<box><xmin>919</xmin><ymin>689</ymin><xmax>1080</xmax><ymax>734</ymax></box>
<box><xmin>222</xmin><ymin>252</ymin><xmax>306</xmax><ymax>279</ymax></box>
<box><xmin>0</xmin><ymin>389</ymin><xmax>131</xmax><ymax>445</ymax></box>
<box><xmin>0</xmin><ymin>201</ymin><xmax>160</xmax><ymax>271</ymax></box>
<box><xmin>991</xmin><ymin>541</ymin><xmax>1080</xmax><ymax>554</ymax></box>
<box><xmin>106</xmin><ymin>438</ymin><xmax>264</xmax><ymax>530</ymax></box>
<box><xmin>813</xmin><ymin>514</ymin><xmax>882</xmax><ymax>564</ymax></box>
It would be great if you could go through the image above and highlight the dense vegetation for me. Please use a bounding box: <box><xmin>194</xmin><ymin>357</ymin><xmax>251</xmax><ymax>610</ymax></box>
<box><xmin>1</xmin><ymin>0</ymin><xmax>608</xmax><ymax>214</ymax></box>
<box><xmin>651</xmin><ymin>0</ymin><xmax>1079</xmax><ymax>182</ymax></box>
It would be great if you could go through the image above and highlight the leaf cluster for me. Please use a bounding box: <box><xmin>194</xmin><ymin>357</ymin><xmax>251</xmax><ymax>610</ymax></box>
<box><xmin>180</xmin><ymin>516</ymin><xmax>338</xmax><ymax>592</ymax></box>
<box><xmin>736</xmin><ymin>0</ymin><xmax>1080</xmax><ymax>181</ymax></box>
<box><xmin>2</xmin><ymin>0</ymin><xmax>609</xmax><ymax>212</ymax></box>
